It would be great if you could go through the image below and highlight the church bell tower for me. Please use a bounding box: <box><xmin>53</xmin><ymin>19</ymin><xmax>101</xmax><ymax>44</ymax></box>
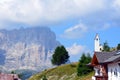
<box><xmin>94</xmin><ymin>34</ymin><xmax>102</xmax><ymax>52</ymax></box>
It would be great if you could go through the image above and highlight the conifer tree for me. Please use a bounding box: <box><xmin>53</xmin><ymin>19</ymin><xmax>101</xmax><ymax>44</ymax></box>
<box><xmin>77</xmin><ymin>53</ymin><xmax>93</xmax><ymax>76</ymax></box>
<box><xmin>102</xmin><ymin>41</ymin><xmax>110</xmax><ymax>52</ymax></box>
<box><xmin>117</xmin><ymin>43</ymin><xmax>120</xmax><ymax>50</ymax></box>
<box><xmin>51</xmin><ymin>46</ymin><xmax>69</xmax><ymax>65</ymax></box>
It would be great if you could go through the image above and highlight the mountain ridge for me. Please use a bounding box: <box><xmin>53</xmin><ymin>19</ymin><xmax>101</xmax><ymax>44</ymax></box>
<box><xmin>0</xmin><ymin>27</ymin><xmax>60</xmax><ymax>71</ymax></box>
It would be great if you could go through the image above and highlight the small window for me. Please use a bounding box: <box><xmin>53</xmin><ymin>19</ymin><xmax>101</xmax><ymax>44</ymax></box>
<box><xmin>118</xmin><ymin>63</ymin><xmax>120</xmax><ymax>67</ymax></box>
<box><xmin>111</xmin><ymin>69</ymin><xmax>112</xmax><ymax>73</ymax></box>
<box><xmin>98</xmin><ymin>69</ymin><xmax>100</xmax><ymax>75</ymax></box>
<box><xmin>114</xmin><ymin>68</ymin><xmax>118</xmax><ymax>76</ymax></box>
<box><xmin>111</xmin><ymin>69</ymin><xmax>113</xmax><ymax>76</ymax></box>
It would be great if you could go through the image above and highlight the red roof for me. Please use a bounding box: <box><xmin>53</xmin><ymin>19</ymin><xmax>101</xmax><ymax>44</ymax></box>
<box><xmin>0</xmin><ymin>73</ymin><xmax>21</xmax><ymax>80</ymax></box>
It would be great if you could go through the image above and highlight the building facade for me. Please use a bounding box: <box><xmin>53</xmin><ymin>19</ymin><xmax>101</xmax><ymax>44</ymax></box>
<box><xmin>91</xmin><ymin>34</ymin><xmax>120</xmax><ymax>80</ymax></box>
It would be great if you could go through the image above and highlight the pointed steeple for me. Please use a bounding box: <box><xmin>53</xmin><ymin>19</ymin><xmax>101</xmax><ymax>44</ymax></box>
<box><xmin>94</xmin><ymin>34</ymin><xmax>102</xmax><ymax>52</ymax></box>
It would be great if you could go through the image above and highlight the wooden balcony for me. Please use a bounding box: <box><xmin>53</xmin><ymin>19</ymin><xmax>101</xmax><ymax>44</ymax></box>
<box><xmin>95</xmin><ymin>75</ymin><xmax>108</xmax><ymax>80</ymax></box>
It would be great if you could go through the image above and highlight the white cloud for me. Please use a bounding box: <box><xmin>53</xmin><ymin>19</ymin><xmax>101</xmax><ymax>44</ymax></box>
<box><xmin>67</xmin><ymin>43</ymin><xmax>87</xmax><ymax>55</ymax></box>
<box><xmin>112</xmin><ymin>0</ymin><xmax>120</xmax><ymax>10</ymax></box>
<box><xmin>0</xmin><ymin>0</ymin><xmax>106</xmax><ymax>28</ymax></box>
<box><xmin>111</xmin><ymin>0</ymin><xmax>120</xmax><ymax>19</ymax></box>
<box><xmin>0</xmin><ymin>0</ymin><xmax>43</xmax><ymax>24</ymax></box>
<box><xmin>61</xmin><ymin>22</ymin><xmax>112</xmax><ymax>39</ymax></box>
<box><xmin>43</xmin><ymin>0</ymin><xmax>105</xmax><ymax>20</ymax></box>
<box><xmin>0</xmin><ymin>0</ymin><xmax>119</xmax><ymax>30</ymax></box>
<box><xmin>62</xmin><ymin>23</ymin><xmax>87</xmax><ymax>39</ymax></box>
<box><xmin>92</xmin><ymin>23</ymin><xmax>111</xmax><ymax>31</ymax></box>
<box><xmin>65</xmin><ymin>23</ymin><xmax>87</xmax><ymax>33</ymax></box>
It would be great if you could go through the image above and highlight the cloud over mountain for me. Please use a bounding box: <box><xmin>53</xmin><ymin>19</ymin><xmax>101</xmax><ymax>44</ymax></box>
<box><xmin>0</xmin><ymin>0</ymin><xmax>119</xmax><ymax>29</ymax></box>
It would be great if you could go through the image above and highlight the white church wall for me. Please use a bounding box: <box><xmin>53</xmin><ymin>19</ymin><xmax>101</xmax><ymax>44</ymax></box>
<box><xmin>108</xmin><ymin>62</ymin><xmax>120</xmax><ymax>80</ymax></box>
<box><xmin>94</xmin><ymin>34</ymin><xmax>103</xmax><ymax>52</ymax></box>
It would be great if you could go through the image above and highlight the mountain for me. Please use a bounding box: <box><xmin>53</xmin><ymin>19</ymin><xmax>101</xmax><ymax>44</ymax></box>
<box><xmin>28</xmin><ymin>62</ymin><xmax>94</xmax><ymax>80</ymax></box>
<box><xmin>0</xmin><ymin>27</ymin><xmax>60</xmax><ymax>70</ymax></box>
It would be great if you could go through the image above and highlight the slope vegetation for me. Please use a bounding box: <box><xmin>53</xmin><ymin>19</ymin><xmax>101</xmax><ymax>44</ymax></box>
<box><xmin>29</xmin><ymin>63</ymin><xmax>94</xmax><ymax>80</ymax></box>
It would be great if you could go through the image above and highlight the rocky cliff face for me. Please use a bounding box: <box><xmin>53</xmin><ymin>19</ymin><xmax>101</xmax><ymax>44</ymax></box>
<box><xmin>0</xmin><ymin>27</ymin><xmax>60</xmax><ymax>70</ymax></box>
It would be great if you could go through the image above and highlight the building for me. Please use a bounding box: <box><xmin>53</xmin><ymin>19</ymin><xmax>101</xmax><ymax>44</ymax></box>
<box><xmin>0</xmin><ymin>73</ymin><xmax>21</xmax><ymax>80</ymax></box>
<box><xmin>91</xmin><ymin>34</ymin><xmax>120</xmax><ymax>80</ymax></box>
<box><xmin>94</xmin><ymin>34</ymin><xmax>103</xmax><ymax>52</ymax></box>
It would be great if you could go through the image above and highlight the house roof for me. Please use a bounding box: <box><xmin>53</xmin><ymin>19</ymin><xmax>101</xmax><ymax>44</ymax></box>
<box><xmin>93</xmin><ymin>50</ymin><xmax>120</xmax><ymax>64</ymax></box>
<box><xmin>104</xmin><ymin>54</ymin><xmax>120</xmax><ymax>63</ymax></box>
<box><xmin>95</xmin><ymin>51</ymin><xmax>115</xmax><ymax>63</ymax></box>
<box><xmin>0</xmin><ymin>73</ymin><xmax>21</xmax><ymax>80</ymax></box>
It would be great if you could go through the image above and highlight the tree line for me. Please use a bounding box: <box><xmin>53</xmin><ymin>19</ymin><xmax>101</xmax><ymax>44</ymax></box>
<box><xmin>47</xmin><ymin>42</ymin><xmax>120</xmax><ymax>79</ymax></box>
<box><xmin>51</xmin><ymin>45</ymin><xmax>92</xmax><ymax>77</ymax></box>
<box><xmin>102</xmin><ymin>42</ymin><xmax>120</xmax><ymax>52</ymax></box>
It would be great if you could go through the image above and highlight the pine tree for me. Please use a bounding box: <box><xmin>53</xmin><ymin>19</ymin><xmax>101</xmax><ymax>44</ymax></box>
<box><xmin>102</xmin><ymin>41</ymin><xmax>110</xmax><ymax>52</ymax></box>
<box><xmin>77</xmin><ymin>53</ymin><xmax>93</xmax><ymax>76</ymax></box>
<box><xmin>117</xmin><ymin>43</ymin><xmax>120</xmax><ymax>50</ymax></box>
<box><xmin>51</xmin><ymin>46</ymin><xmax>69</xmax><ymax>65</ymax></box>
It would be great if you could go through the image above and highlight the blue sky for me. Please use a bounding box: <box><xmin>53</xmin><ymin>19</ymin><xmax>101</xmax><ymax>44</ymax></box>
<box><xmin>0</xmin><ymin>0</ymin><xmax>120</xmax><ymax>62</ymax></box>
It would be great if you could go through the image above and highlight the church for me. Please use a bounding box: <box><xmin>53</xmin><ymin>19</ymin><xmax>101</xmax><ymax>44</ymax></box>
<box><xmin>91</xmin><ymin>34</ymin><xmax>120</xmax><ymax>80</ymax></box>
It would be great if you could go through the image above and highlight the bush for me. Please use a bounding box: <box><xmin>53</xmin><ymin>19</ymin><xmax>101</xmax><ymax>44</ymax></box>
<box><xmin>41</xmin><ymin>75</ymin><xmax>47</xmax><ymax>80</ymax></box>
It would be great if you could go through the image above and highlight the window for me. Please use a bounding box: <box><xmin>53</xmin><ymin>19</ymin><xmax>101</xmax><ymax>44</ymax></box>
<box><xmin>98</xmin><ymin>69</ymin><xmax>100</xmax><ymax>75</ymax></box>
<box><xmin>96</xmin><ymin>38</ymin><xmax>98</xmax><ymax>41</ymax></box>
<box><xmin>111</xmin><ymin>69</ymin><xmax>112</xmax><ymax>74</ymax></box>
<box><xmin>114</xmin><ymin>68</ymin><xmax>118</xmax><ymax>76</ymax></box>
<box><xmin>118</xmin><ymin>63</ymin><xmax>120</xmax><ymax>67</ymax></box>
<box><xmin>111</xmin><ymin>68</ymin><xmax>113</xmax><ymax>77</ymax></box>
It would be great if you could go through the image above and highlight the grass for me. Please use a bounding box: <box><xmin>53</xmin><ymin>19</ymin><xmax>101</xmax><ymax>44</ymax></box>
<box><xmin>29</xmin><ymin>62</ymin><xmax>94</xmax><ymax>80</ymax></box>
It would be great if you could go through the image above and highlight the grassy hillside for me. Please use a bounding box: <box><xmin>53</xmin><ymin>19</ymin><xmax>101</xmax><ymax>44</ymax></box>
<box><xmin>29</xmin><ymin>63</ymin><xmax>94</xmax><ymax>80</ymax></box>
